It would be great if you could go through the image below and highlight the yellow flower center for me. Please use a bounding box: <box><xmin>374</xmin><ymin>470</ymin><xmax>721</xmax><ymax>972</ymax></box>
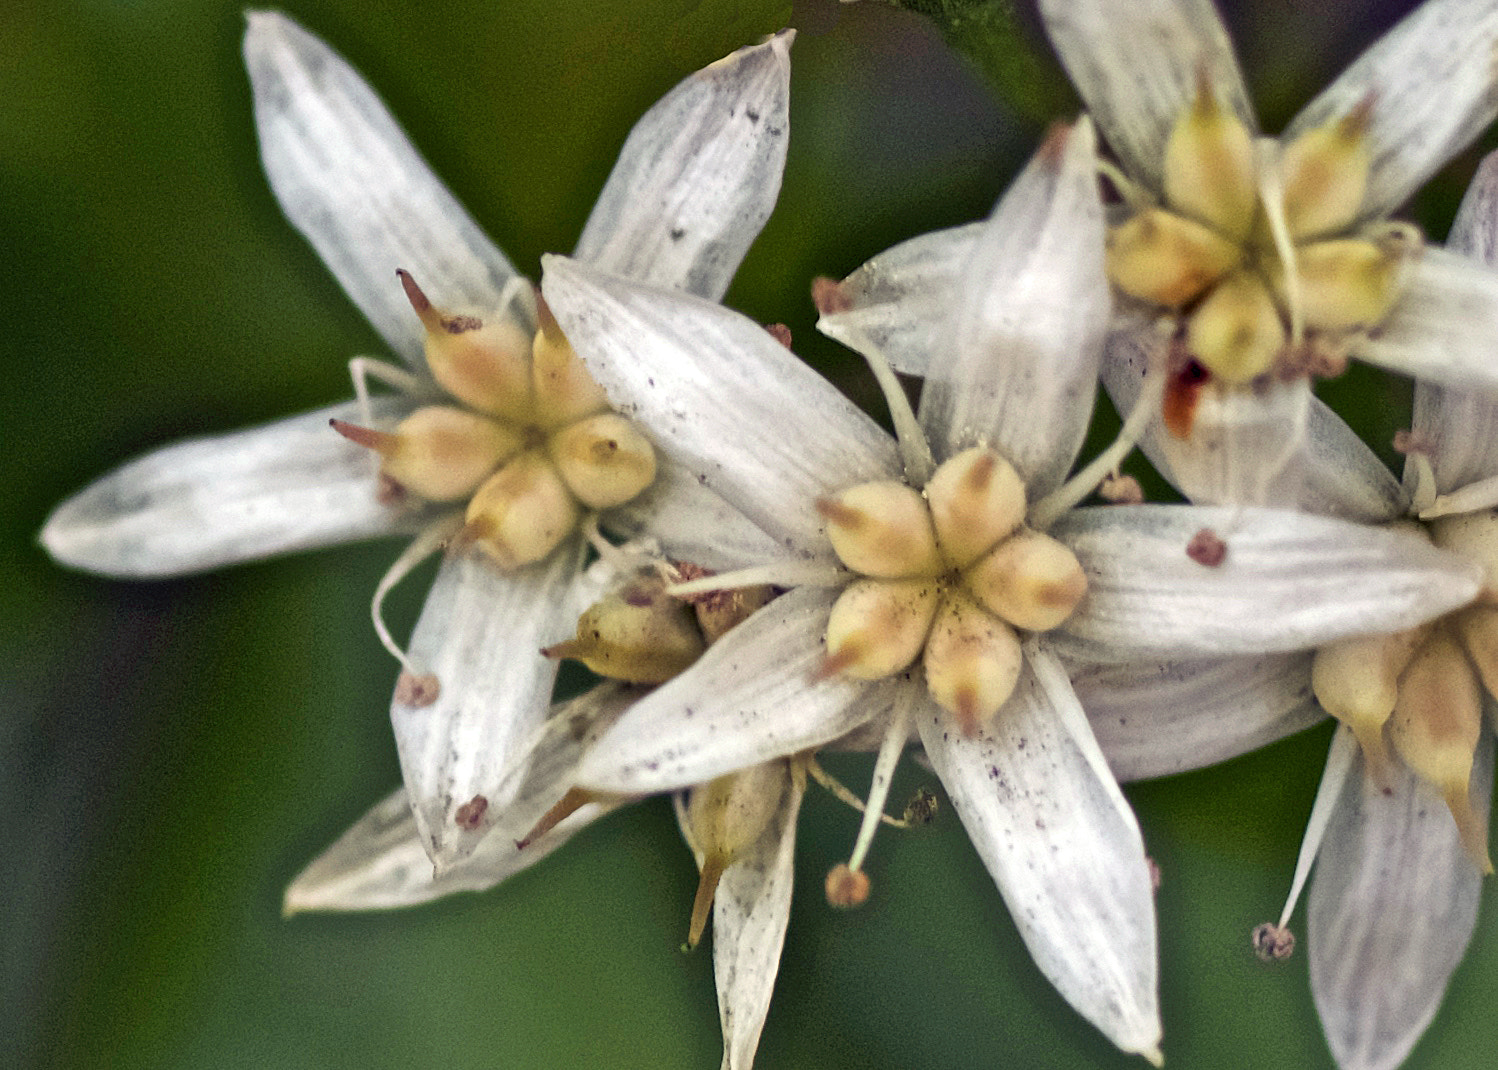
<box><xmin>818</xmin><ymin>447</ymin><xmax>1087</xmax><ymax>735</ymax></box>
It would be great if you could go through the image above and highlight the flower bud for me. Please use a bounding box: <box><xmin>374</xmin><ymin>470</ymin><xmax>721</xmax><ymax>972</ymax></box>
<box><xmin>1271</xmin><ymin>238</ymin><xmax>1400</xmax><ymax>331</ymax></box>
<box><xmin>1279</xmin><ymin>111</ymin><xmax>1371</xmax><ymax>240</ymax></box>
<box><xmin>549</xmin><ymin>412</ymin><xmax>657</xmax><ymax>509</ymax></box>
<box><xmin>925</xmin><ymin>447</ymin><xmax>1027</xmax><ymax>570</ymax></box>
<box><xmin>463</xmin><ymin>451</ymin><xmax>580</xmax><ymax>568</ymax></box>
<box><xmin>376</xmin><ymin>406</ymin><xmax>521</xmax><ymax>501</ymax></box>
<box><xmin>1106</xmin><ymin>208</ymin><xmax>1241</xmax><ymax>308</ymax></box>
<box><xmin>1187</xmin><ymin>270</ymin><xmax>1285</xmax><ymax>383</ymax></box>
<box><xmin>399</xmin><ymin>270</ymin><xmax>534</xmax><ymax>419</ymax></box>
<box><xmin>823</xmin><ymin>578</ymin><xmax>940</xmax><ymax>680</ymax></box>
<box><xmin>683</xmin><ymin>762</ymin><xmax>789</xmax><ymax>948</ymax></box>
<box><xmin>542</xmin><ymin>571</ymin><xmax>705</xmax><ymax>684</ymax></box>
<box><xmin>1311</xmin><ymin>626</ymin><xmax>1427</xmax><ymax>787</ymax></box>
<box><xmin>1388</xmin><ymin>628</ymin><xmax>1493</xmax><ymax>872</ymax></box>
<box><xmin>531</xmin><ymin>295</ymin><xmax>610</xmax><ymax>427</ymax></box>
<box><xmin>1164</xmin><ymin>86</ymin><xmax>1257</xmax><ymax>240</ymax></box>
<box><xmin>923</xmin><ymin>594</ymin><xmax>1022</xmax><ymax>736</ymax></box>
<box><xmin>818</xmin><ymin>481</ymin><xmax>941</xmax><ymax>578</ymax></box>
<box><xmin>964</xmin><ymin>529</ymin><xmax>1088</xmax><ymax>632</ymax></box>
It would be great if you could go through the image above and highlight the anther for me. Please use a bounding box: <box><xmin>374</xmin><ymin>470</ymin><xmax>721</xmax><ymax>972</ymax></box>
<box><xmin>1251</xmin><ymin>922</ymin><xmax>1295</xmax><ymax>962</ymax></box>
<box><xmin>453</xmin><ymin>795</ymin><xmax>488</xmax><ymax>831</ymax></box>
<box><xmin>825</xmin><ymin>863</ymin><xmax>870</xmax><ymax>908</ymax></box>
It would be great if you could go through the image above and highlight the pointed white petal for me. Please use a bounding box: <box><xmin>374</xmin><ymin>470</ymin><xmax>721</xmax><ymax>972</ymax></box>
<box><xmin>603</xmin><ymin>454</ymin><xmax>787</xmax><ymax>572</ymax></box>
<box><xmin>713</xmin><ymin>762</ymin><xmax>805</xmax><ymax>1070</ymax></box>
<box><xmin>1285</xmin><ymin>0</ymin><xmax>1498</xmax><ymax>220</ymax></box>
<box><xmin>1071</xmin><ymin>653</ymin><xmax>1323</xmax><ymax>782</ymax></box>
<box><xmin>1308</xmin><ymin>732</ymin><xmax>1493</xmax><ymax>1070</ymax></box>
<box><xmin>286</xmin><ymin>684</ymin><xmax>637</xmax><ymax>912</ymax></box>
<box><xmin>40</xmin><ymin>400</ymin><xmax>420</xmax><ymax>577</ymax></box>
<box><xmin>575</xmin><ymin>585</ymin><xmax>884</xmax><ymax>794</ymax></box>
<box><xmin>816</xmin><ymin>223</ymin><xmax>984</xmax><ymax>378</ymax></box>
<box><xmin>919</xmin><ymin>649</ymin><xmax>1161</xmax><ymax>1058</ymax></box>
<box><xmin>1103</xmin><ymin>327</ymin><xmax>1404</xmax><ymax>520</ymax></box>
<box><xmin>1412</xmin><ymin>152</ymin><xmax>1498</xmax><ymax>492</ymax></box>
<box><xmin>919</xmin><ymin>121</ymin><xmax>1109</xmax><ymax>494</ymax></box>
<box><xmin>542</xmin><ymin>256</ymin><xmax>899</xmax><ymax>556</ymax></box>
<box><xmin>1050</xmin><ymin>505</ymin><xmax>1482</xmax><ymax>661</ymax></box>
<box><xmin>1357</xmin><ymin>246</ymin><xmax>1498</xmax><ymax>391</ymax></box>
<box><xmin>1037</xmin><ymin>0</ymin><xmax>1254</xmax><ymax>191</ymax></box>
<box><xmin>574</xmin><ymin>33</ymin><xmax>792</xmax><ymax>301</ymax></box>
<box><xmin>245</xmin><ymin>11</ymin><xmax>520</xmax><ymax>366</ymax></box>
<box><xmin>392</xmin><ymin>537</ymin><xmax>588</xmax><ymax>868</ymax></box>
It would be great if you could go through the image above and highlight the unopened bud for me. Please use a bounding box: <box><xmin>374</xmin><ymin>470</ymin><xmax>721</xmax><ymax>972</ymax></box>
<box><xmin>548</xmin><ymin>412</ymin><xmax>657</xmax><ymax>509</ymax></box>
<box><xmin>1311</xmin><ymin>627</ymin><xmax>1427</xmax><ymax>788</ymax></box>
<box><xmin>543</xmin><ymin>571</ymin><xmax>705</xmax><ymax>684</ymax></box>
<box><xmin>823</xmin><ymin>578</ymin><xmax>940</xmax><ymax>680</ymax></box>
<box><xmin>684</xmin><ymin>763</ymin><xmax>789</xmax><ymax>947</ymax></box>
<box><xmin>399</xmin><ymin>270</ymin><xmax>534</xmax><ymax>419</ymax></box>
<box><xmin>923</xmin><ymin>594</ymin><xmax>1022</xmax><ymax>736</ymax></box>
<box><xmin>1164</xmin><ymin>85</ymin><xmax>1257</xmax><ymax>239</ymax></box>
<box><xmin>1279</xmin><ymin>109</ymin><xmax>1371</xmax><ymax>240</ymax></box>
<box><xmin>374</xmin><ymin>406</ymin><xmax>521</xmax><ymax>501</ymax></box>
<box><xmin>463</xmin><ymin>451</ymin><xmax>580</xmax><ymax>568</ymax></box>
<box><xmin>924</xmin><ymin>447</ymin><xmax>1027</xmax><ymax>570</ymax></box>
<box><xmin>1106</xmin><ymin>208</ymin><xmax>1242</xmax><ymax>308</ymax></box>
<box><xmin>965</xmin><ymin>529</ymin><xmax>1087</xmax><ymax>632</ymax></box>
<box><xmin>532</xmin><ymin>295</ymin><xmax>611</xmax><ymax>426</ymax></box>
<box><xmin>1273</xmin><ymin>238</ymin><xmax>1400</xmax><ymax>331</ymax></box>
<box><xmin>1187</xmin><ymin>270</ymin><xmax>1285</xmax><ymax>384</ymax></box>
<box><xmin>818</xmin><ymin>482</ymin><xmax>941</xmax><ymax>578</ymax></box>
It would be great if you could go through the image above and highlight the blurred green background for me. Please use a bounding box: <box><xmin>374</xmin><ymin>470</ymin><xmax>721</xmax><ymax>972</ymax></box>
<box><xmin>6</xmin><ymin>0</ymin><xmax>1494</xmax><ymax>1067</ymax></box>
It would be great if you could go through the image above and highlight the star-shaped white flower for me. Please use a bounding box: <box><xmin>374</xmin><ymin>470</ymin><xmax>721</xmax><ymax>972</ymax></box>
<box><xmin>38</xmin><ymin>11</ymin><xmax>793</xmax><ymax>868</ymax></box>
<box><xmin>538</xmin><ymin>121</ymin><xmax>1481</xmax><ymax>1061</ymax></box>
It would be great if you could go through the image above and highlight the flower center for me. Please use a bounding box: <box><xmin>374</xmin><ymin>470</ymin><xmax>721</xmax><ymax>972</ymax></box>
<box><xmin>1107</xmin><ymin>85</ymin><xmax>1418</xmax><ymax>385</ymax></box>
<box><xmin>1311</xmin><ymin>511</ymin><xmax>1498</xmax><ymax>870</ymax></box>
<box><xmin>335</xmin><ymin>271</ymin><xmax>657</xmax><ymax>569</ymax></box>
<box><xmin>817</xmin><ymin>447</ymin><xmax>1087</xmax><ymax>735</ymax></box>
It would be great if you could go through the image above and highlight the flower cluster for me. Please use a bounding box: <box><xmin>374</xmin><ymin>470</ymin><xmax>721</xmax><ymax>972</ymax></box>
<box><xmin>38</xmin><ymin>4</ymin><xmax>1498</xmax><ymax>1070</ymax></box>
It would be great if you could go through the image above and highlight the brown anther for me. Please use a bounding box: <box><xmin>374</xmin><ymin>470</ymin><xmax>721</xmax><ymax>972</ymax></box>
<box><xmin>454</xmin><ymin>795</ymin><xmax>488</xmax><ymax>831</ymax></box>
<box><xmin>329</xmin><ymin>418</ymin><xmax>394</xmax><ymax>453</ymax></box>
<box><xmin>1186</xmin><ymin>529</ymin><xmax>1227</xmax><ymax>566</ymax></box>
<box><xmin>811</xmin><ymin>275</ymin><xmax>853</xmax><ymax>316</ymax></box>
<box><xmin>516</xmin><ymin>787</ymin><xmax>594</xmax><ymax>849</ymax></box>
<box><xmin>765</xmin><ymin>322</ymin><xmax>793</xmax><ymax>349</ymax></box>
<box><xmin>1251</xmin><ymin>922</ymin><xmax>1295</xmax><ymax>962</ymax></box>
<box><xmin>1162</xmin><ymin>360</ymin><xmax>1209</xmax><ymax>439</ymax></box>
<box><xmin>1099</xmin><ymin>473</ymin><xmax>1145</xmax><ymax>505</ymax></box>
<box><xmin>902</xmin><ymin>787</ymin><xmax>939</xmax><ymax>826</ymax></box>
<box><xmin>394</xmin><ymin>670</ymin><xmax>441</xmax><ymax>707</ymax></box>
<box><xmin>825</xmin><ymin>863</ymin><xmax>871</xmax><ymax>908</ymax></box>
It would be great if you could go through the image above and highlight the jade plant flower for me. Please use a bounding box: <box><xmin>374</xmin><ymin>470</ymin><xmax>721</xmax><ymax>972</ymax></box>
<box><xmin>1034</xmin><ymin>0</ymin><xmax>1498</xmax><ymax>499</ymax></box>
<box><xmin>537</xmin><ymin>122</ymin><xmax>1481</xmax><ymax>1061</ymax></box>
<box><xmin>38</xmin><ymin>11</ymin><xmax>793</xmax><ymax>868</ymax></box>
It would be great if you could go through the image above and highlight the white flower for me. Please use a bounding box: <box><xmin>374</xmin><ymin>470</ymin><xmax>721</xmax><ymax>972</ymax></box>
<box><xmin>38</xmin><ymin>11</ymin><xmax>793</xmax><ymax>869</ymax></box>
<box><xmin>539</xmin><ymin>122</ymin><xmax>1481</xmax><ymax>1062</ymax></box>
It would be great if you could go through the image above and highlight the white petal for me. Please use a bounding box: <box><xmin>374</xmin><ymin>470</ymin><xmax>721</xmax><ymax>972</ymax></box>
<box><xmin>575</xmin><ymin>585</ymin><xmax>884</xmax><ymax>794</ymax></box>
<box><xmin>245</xmin><ymin>11</ymin><xmax>520</xmax><ymax>366</ymax></box>
<box><xmin>1103</xmin><ymin>327</ymin><xmax>1404</xmax><ymax>521</ymax></box>
<box><xmin>1357</xmin><ymin>245</ymin><xmax>1498</xmax><ymax>391</ymax></box>
<box><xmin>1285</xmin><ymin>0</ymin><xmax>1498</xmax><ymax>220</ymax></box>
<box><xmin>573</xmin><ymin>33</ymin><xmax>792</xmax><ymax>301</ymax></box>
<box><xmin>542</xmin><ymin>256</ymin><xmax>900</xmax><ymax>556</ymax></box>
<box><xmin>816</xmin><ymin>223</ymin><xmax>984</xmax><ymax>377</ymax></box>
<box><xmin>1307</xmin><ymin>732</ymin><xmax>1493</xmax><ymax>1070</ymax></box>
<box><xmin>713</xmin><ymin>762</ymin><xmax>805</xmax><ymax>1070</ymax></box>
<box><xmin>918</xmin><ymin>648</ymin><xmax>1161</xmax><ymax>1059</ymax></box>
<box><xmin>391</xmin><ymin>537</ymin><xmax>588</xmax><ymax>868</ymax></box>
<box><xmin>919</xmin><ymin>121</ymin><xmax>1109</xmax><ymax>494</ymax></box>
<box><xmin>40</xmin><ymin>399</ymin><xmax>419</xmax><ymax>577</ymax></box>
<box><xmin>603</xmin><ymin>454</ymin><xmax>787</xmax><ymax>572</ymax></box>
<box><xmin>1050</xmin><ymin>505</ymin><xmax>1482</xmax><ymax>661</ymax></box>
<box><xmin>286</xmin><ymin>684</ymin><xmax>637</xmax><ymax>912</ymax></box>
<box><xmin>1071</xmin><ymin>654</ymin><xmax>1324</xmax><ymax>782</ymax></box>
<box><xmin>1036</xmin><ymin>0</ymin><xmax>1254</xmax><ymax>191</ymax></box>
<box><xmin>1412</xmin><ymin>152</ymin><xmax>1498</xmax><ymax>491</ymax></box>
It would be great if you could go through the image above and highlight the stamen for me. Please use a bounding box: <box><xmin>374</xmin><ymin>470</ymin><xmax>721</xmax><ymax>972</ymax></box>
<box><xmin>1028</xmin><ymin>362</ymin><xmax>1166</xmax><ymax>530</ymax></box>
<box><xmin>347</xmin><ymin>355</ymin><xmax>428</xmax><ymax>426</ymax></box>
<box><xmin>840</xmin><ymin>686</ymin><xmax>915</xmax><ymax>893</ymax></box>
<box><xmin>854</xmin><ymin>336</ymin><xmax>934</xmax><ymax>486</ymax></box>
<box><xmin>372</xmin><ymin>514</ymin><xmax>465</xmax><ymax>674</ymax></box>
<box><xmin>1256</xmin><ymin>138</ymin><xmax>1304</xmax><ymax>347</ymax></box>
<box><xmin>1095</xmin><ymin>158</ymin><xmax>1154</xmax><ymax>212</ymax></box>
<box><xmin>804</xmin><ymin>757</ymin><xmax>918</xmax><ymax>829</ymax></box>
<box><xmin>667</xmin><ymin>559</ymin><xmax>848</xmax><ymax>597</ymax></box>
<box><xmin>1275</xmin><ymin>725</ymin><xmax>1359</xmax><ymax>931</ymax></box>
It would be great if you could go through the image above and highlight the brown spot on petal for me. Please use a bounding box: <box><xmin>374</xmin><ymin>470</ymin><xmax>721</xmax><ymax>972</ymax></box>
<box><xmin>1251</xmin><ymin>922</ymin><xmax>1295</xmax><ymax>962</ymax></box>
<box><xmin>825</xmin><ymin>863</ymin><xmax>871</xmax><ymax>908</ymax></box>
<box><xmin>1186</xmin><ymin>529</ymin><xmax>1227</xmax><ymax>566</ymax></box>
<box><xmin>395</xmin><ymin>671</ymin><xmax>441</xmax><ymax>706</ymax></box>
<box><xmin>812</xmin><ymin>275</ymin><xmax>853</xmax><ymax>316</ymax></box>
<box><xmin>454</xmin><ymin>795</ymin><xmax>488</xmax><ymax>831</ymax></box>
<box><xmin>765</xmin><ymin>323</ymin><xmax>793</xmax><ymax>349</ymax></box>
